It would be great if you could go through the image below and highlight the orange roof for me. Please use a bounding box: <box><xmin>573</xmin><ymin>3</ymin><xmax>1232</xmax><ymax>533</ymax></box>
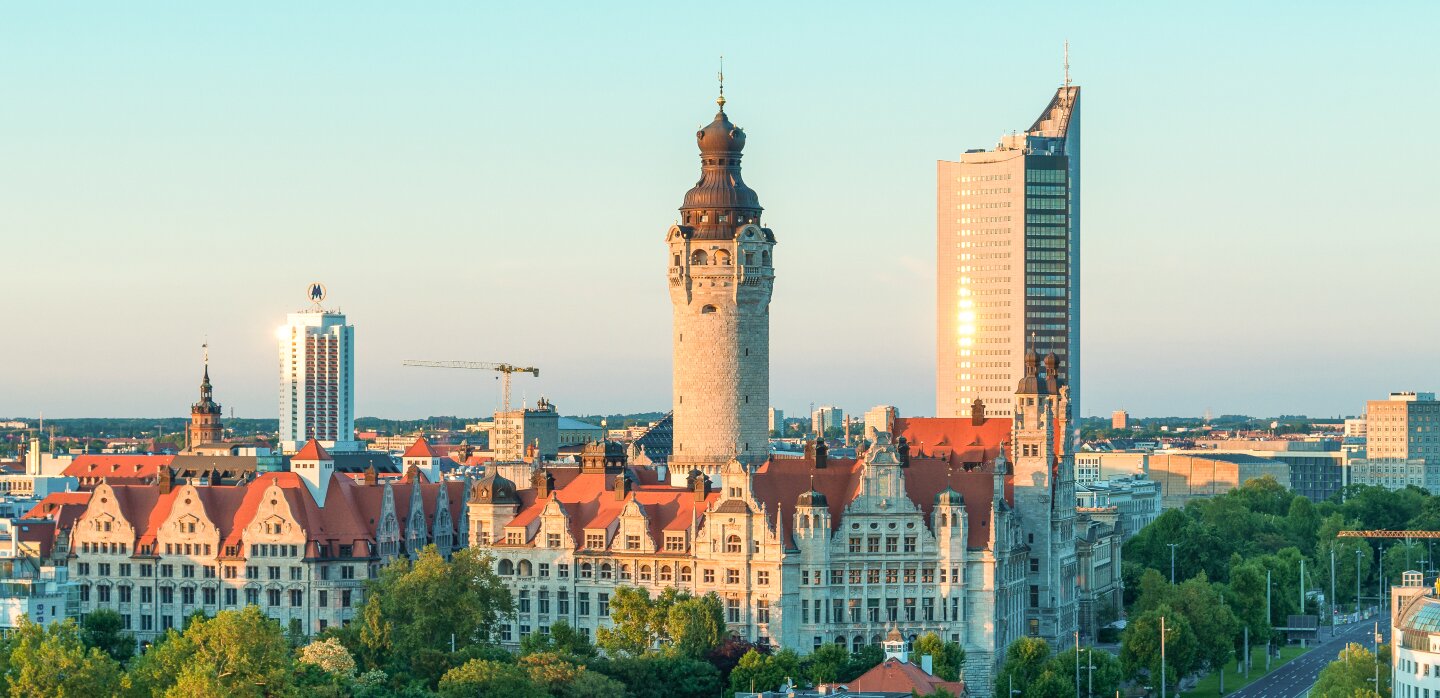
<box><xmin>893</xmin><ymin>416</ymin><xmax>1011</xmax><ymax>465</ymax></box>
<box><xmin>62</xmin><ymin>455</ymin><xmax>174</xmax><ymax>483</ymax></box>
<box><xmin>403</xmin><ymin>438</ymin><xmax>441</xmax><ymax>458</ymax></box>
<box><xmin>850</xmin><ymin>659</ymin><xmax>965</xmax><ymax>695</ymax></box>
<box><xmin>501</xmin><ymin>468</ymin><xmax>719</xmax><ymax>549</ymax></box>
<box><xmin>293</xmin><ymin>440</ymin><xmax>332</xmax><ymax>461</ymax></box>
<box><xmin>23</xmin><ymin>492</ymin><xmax>92</xmax><ymax>531</ymax></box>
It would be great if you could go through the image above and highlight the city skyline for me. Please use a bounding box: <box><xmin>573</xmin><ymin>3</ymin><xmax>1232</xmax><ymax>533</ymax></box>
<box><xmin>6</xmin><ymin>2</ymin><xmax>1439</xmax><ymax>419</ymax></box>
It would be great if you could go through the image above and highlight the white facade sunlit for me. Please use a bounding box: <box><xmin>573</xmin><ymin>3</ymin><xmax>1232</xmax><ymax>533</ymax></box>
<box><xmin>278</xmin><ymin>310</ymin><xmax>357</xmax><ymax>453</ymax></box>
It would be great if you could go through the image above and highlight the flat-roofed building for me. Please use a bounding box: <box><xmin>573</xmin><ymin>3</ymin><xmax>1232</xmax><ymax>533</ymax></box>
<box><xmin>1145</xmin><ymin>453</ymin><xmax>1290</xmax><ymax>509</ymax></box>
<box><xmin>937</xmin><ymin>84</ymin><xmax>1080</xmax><ymax>422</ymax></box>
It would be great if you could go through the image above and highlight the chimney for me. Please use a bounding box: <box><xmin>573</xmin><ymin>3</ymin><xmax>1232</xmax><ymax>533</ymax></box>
<box><xmin>363</xmin><ymin>465</ymin><xmax>377</xmax><ymax>487</ymax></box>
<box><xmin>614</xmin><ymin>473</ymin><xmax>630</xmax><ymax>499</ymax></box>
<box><xmin>971</xmin><ymin>399</ymin><xmax>986</xmax><ymax>426</ymax></box>
<box><xmin>897</xmin><ymin>437</ymin><xmax>910</xmax><ymax>467</ymax></box>
<box><xmin>815</xmin><ymin>437</ymin><xmax>828</xmax><ymax>469</ymax></box>
<box><xmin>157</xmin><ymin>466</ymin><xmax>174</xmax><ymax>494</ymax></box>
<box><xmin>921</xmin><ymin>654</ymin><xmax>934</xmax><ymax>676</ymax></box>
<box><xmin>690</xmin><ymin>470</ymin><xmax>710</xmax><ymax>502</ymax></box>
<box><xmin>533</xmin><ymin>470</ymin><xmax>554</xmax><ymax>498</ymax></box>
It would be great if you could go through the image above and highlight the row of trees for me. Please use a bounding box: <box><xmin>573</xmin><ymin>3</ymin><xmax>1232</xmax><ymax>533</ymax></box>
<box><xmin>992</xmin><ymin>637</ymin><xmax>1123</xmax><ymax>698</ymax></box>
<box><xmin>8</xmin><ymin>545</ymin><xmax>957</xmax><ymax>697</ymax></box>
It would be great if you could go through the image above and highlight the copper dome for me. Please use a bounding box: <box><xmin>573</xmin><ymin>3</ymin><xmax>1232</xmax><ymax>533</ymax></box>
<box><xmin>696</xmin><ymin>111</ymin><xmax>746</xmax><ymax>156</ymax></box>
<box><xmin>680</xmin><ymin>109</ymin><xmax>762</xmax><ymax>233</ymax></box>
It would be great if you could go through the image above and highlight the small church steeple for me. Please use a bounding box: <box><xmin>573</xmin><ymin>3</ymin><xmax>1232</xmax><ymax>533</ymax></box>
<box><xmin>187</xmin><ymin>343</ymin><xmax>224</xmax><ymax>450</ymax></box>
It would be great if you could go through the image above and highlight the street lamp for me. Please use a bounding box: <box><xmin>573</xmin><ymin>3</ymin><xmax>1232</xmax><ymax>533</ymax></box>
<box><xmin>1356</xmin><ymin>548</ymin><xmax>1364</xmax><ymax>615</ymax></box>
<box><xmin>1167</xmin><ymin>543</ymin><xmax>1179</xmax><ymax>584</ymax></box>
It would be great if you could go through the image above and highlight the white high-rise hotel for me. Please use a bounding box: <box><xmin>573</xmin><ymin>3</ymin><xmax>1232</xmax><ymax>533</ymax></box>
<box><xmin>936</xmin><ymin>83</ymin><xmax>1081</xmax><ymax>424</ymax></box>
<box><xmin>278</xmin><ymin>286</ymin><xmax>357</xmax><ymax>454</ymax></box>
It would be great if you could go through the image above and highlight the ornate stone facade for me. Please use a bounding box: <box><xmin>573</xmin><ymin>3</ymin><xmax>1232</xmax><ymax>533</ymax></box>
<box><xmin>667</xmin><ymin>98</ymin><xmax>775</xmax><ymax>475</ymax></box>
<box><xmin>45</xmin><ymin>438</ymin><xmax>466</xmax><ymax>642</ymax></box>
<box><xmin>468</xmin><ymin>362</ymin><xmax>1076</xmax><ymax>695</ymax></box>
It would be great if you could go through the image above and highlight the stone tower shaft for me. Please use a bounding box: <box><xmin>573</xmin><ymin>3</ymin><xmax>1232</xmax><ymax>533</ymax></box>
<box><xmin>667</xmin><ymin>103</ymin><xmax>775</xmax><ymax>474</ymax></box>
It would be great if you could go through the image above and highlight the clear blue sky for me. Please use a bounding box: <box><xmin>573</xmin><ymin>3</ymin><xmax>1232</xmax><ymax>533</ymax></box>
<box><xmin>4</xmin><ymin>2</ymin><xmax>1436</xmax><ymax>420</ymax></box>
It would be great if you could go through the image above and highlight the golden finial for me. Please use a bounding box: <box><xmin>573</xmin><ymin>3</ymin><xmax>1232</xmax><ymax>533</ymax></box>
<box><xmin>717</xmin><ymin>55</ymin><xmax>726</xmax><ymax>111</ymax></box>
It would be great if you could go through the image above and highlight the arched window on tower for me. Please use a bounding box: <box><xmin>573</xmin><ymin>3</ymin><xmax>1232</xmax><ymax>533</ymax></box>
<box><xmin>701</xmin><ymin>305</ymin><xmax>717</xmax><ymax>315</ymax></box>
<box><xmin>691</xmin><ymin>250</ymin><xmax>708</xmax><ymax>265</ymax></box>
<box><xmin>714</xmin><ymin>249</ymin><xmax>732</xmax><ymax>266</ymax></box>
<box><xmin>726</xmin><ymin>535</ymin><xmax>742</xmax><ymax>553</ymax></box>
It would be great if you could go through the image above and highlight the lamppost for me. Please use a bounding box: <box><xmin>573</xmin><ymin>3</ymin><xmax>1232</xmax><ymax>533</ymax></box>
<box><xmin>1356</xmin><ymin>548</ymin><xmax>1363</xmax><ymax>615</ymax></box>
<box><xmin>1167</xmin><ymin>543</ymin><xmax>1179</xmax><ymax>584</ymax></box>
<box><xmin>1160</xmin><ymin>615</ymin><xmax>1168</xmax><ymax>698</ymax></box>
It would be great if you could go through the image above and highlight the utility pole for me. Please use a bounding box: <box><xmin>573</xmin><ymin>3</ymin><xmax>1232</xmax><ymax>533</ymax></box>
<box><xmin>1161</xmin><ymin>615</ymin><xmax>1167</xmax><ymax>698</ymax></box>
<box><xmin>1357</xmin><ymin>548</ymin><xmax>1363</xmax><ymax>616</ymax></box>
<box><xmin>1266</xmin><ymin>569</ymin><xmax>1272</xmax><ymax>672</ymax></box>
<box><xmin>1300</xmin><ymin>557</ymin><xmax>1307</xmax><ymax>647</ymax></box>
<box><xmin>1331</xmin><ymin>547</ymin><xmax>1338</xmax><ymax>637</ymax></box>
<box><xmin>1075</xmin><ymin>633</ymin><xmax>1080</xmax><ymax>698</ymax></box>
<box><xmin>1168</xmin><ymin>543</ymin><xmax>1178</xmax><ymax>584</ymax></box>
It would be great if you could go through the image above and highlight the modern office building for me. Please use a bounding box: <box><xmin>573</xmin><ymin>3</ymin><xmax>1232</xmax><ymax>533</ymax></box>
<box><xmin>278</xmin><ymin>289</ymin><xmax>357</xmax><ymax>454</ymax></box>
<box><xmin>936</xmin><ymin>83</ymin><xmax>1080</xmax><ymax>423</ymax></box>
<box><xmin>666</xmin><ymin>89</ymin><xmax>775</xmax><ymax>476</ymax></box>
<box><xmin>1111</xmin><ymin>410</ymin><xmax>1128</xmax><ymax>430</ymax></box>
<box><xmin>1366</xmin><ymin>392</ymin><xmax>1440</xmax><ymax>462</ymax></box>
<box><xmin>768</xmin><ymin>408</ymin><xmax>785</xmax><ymax>436</ymax></box>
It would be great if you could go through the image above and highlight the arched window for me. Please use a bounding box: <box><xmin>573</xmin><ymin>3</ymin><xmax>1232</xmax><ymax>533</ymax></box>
<box><xmin>701</xmin><ymin>305</ymin><xmax>717</xmax><ymax>315</ymax></box>
<box><xmin>619</xmin><ymin>564</ymin><xmax>631</xmax><ymax>581</ymax></box>
<box><xmin>714</xmin><ymin>249</ymin><xmax>732</xmax><ymax>266</ymax></box>
<box><xmin>659</xmin><ymin>565</ymin><xmax>673</xmax><ymax>582</ymax></box>
<box><xmin>726</xmin><ymin>535</ymin><xmax>742</xmax><ymax>554</ymax></box>
<box><xmin>498</xmin><ymin>559</ymin><xmax>514</xmax><ymax>575</ymax></box>
<box><xmin>852</xmin><ymin>635</ymin><xmax>865</xmax><ymax>652</ymax></box>
<box><xmin>517</xmin><ymin>560</ymin><xmax>532</xmax><ymax>577</ymax></box>
<box><xmin>600</xmin><ymin>563</ymin><xmax>613</xmax><ymax>580</ymax></box>
<box><xmin>580</xmin><ymin>562</ymin><xmax>593</xmax><ymax>579</ymax></box>
<box><xmin>762</xmin><ymin>251</ymin><xmax>770</xmax><ymax>265</ymax></box>
<box><xmin>680</xmin><ymin>566</ymin><xmax>693</xmax><ymax>583</ymax></box>
<box><xmin>871</xmin><ymin>634</ymin><xmax>883</xmax><ymax>646</ymax></box>
<box><xmin>639</xmin><ymin>565</ymin><xmax>652</xmax><ymax>582</ymax></box>
<box><xmin>691</xmin><ymin>249</ymin><xmax>708</xmax><ymax>265</ymax></box>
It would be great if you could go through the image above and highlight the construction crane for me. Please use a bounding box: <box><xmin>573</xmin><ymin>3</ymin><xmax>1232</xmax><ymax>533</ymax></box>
<box><xmin>402</xmin><ymin>360</ymin><xmax>540</xmax><ymax>413</ymax></box>
<box><xmin>1337</xmin><ymin>531</ymin><xmax>1440</xmax><ymax>540</ymax></box>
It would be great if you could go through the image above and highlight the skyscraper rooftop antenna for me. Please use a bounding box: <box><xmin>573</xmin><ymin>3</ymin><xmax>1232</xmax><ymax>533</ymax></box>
<box><xmin>716</xmin><ymin>55</ymin><xmax>726</xmax><ymax>111</ymax></box>
<box><xmin>1063</xmin><ymin>40</ymin><xmax>1071</xmax><ymax>88</ymax></box>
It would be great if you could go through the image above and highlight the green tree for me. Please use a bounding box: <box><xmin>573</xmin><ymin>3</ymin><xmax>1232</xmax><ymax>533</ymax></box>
<box><xmin>596</xmin><ymin>586</ymin><xmax>726</xmax><ymax>659</ymax></box>
<box><xmin>1048</xmin><ymin>647</ymin><xmax>1122</xmax><ymax>698</ymax></box>
<box><xmin>728</xmin><ymin>648</ymin><xmax>800</xmax><ymax>696</ymax></box>
<box><xmin>519</xmin><ymin>618</ymin><xmax>597</xmax><ymax>660</ymax></box>
<box><xmin>80</xmin><ymin>608</ymin><xmax>136</xmax><ymax>662</ymax></box>
<box><xmin>7</xmin><ymin>617</ymin><xmax>121</xmax><ymax>698</ymax></box>
<box><xmin>591</xmin><ymin>655</ymin><xmax>724</xmax><ymax>698</ymax></box>
<box><xmin>438</xmin><ymin>659</ymin><xmax>546</xmax><ymax>698</ymax></box>
<box><xmin>1170</xmin><ymin>574</ymin><xmax>1239</xmax><ymax>692</ymax></box>
<box><xmin>839</xmin><ymin>643</ymin><xmax>884</xmax><ymax>682</ymax></box>
<box><xmin>122</xmin><ymin>606</ymin><xmax>293</xmax><ymax>698</ymax></box>
<box><xmin>1383</xmin><ymin>540</ymin><xmax>1427</xmax><ymax>584</ymax></box>
<box><xmin>993</xmin><ymin>637</ymin><xmax>1051</xmax><ymax>698</ymax></box>
<box><xmin>1120</xmin><ymin>605</ymin><xmax>1197</xmax><ymax>690</ymax></box>
<box><xmin>355</xmin><ymin>545</ymin><xmax>513</xmax><ymax>683</ymax></box>
<box><xmin>1312</xmin><ymin>642</ymin><xmax>1389</xmax><ymax>698</ymax></box>
<box><xmin>912</xmin><ymin>632</ymin><xmax>965</xmax><ymax>682</ymax></box>
<box><xmin>801</xmin><ymin>643</ymin><xmax>849</xmax><ymax>684</ymax></box>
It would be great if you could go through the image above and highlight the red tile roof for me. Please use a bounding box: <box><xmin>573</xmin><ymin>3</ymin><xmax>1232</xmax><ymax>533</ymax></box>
<box><xmin>894</xmin><ymin>416</ymin><xmax>1011</xmax><ymax>465</ymax></box>
<box><xmin>500</xmin><ymin>468</ymin><xmax>719</xmax><ymax>549</ymax></box>
<box><xmin>402</xmin><ymin>438</ymin><xmax>441</xmax><ymax>458</ymax></box>
<box><xmin>293</xmin><ymin>440</ymin><xmax>331</xmax><ymax>461</ymax></box>
<box><xmin>62</xmin><ymin>455</ymin><xmax>174</xmax><ymax>484</ymax></box>
<box><xmin>849</xmin><ymin>659</ymin><xmax>965</xmax><ymax>696</ymax></box>
<box><xmin>23</xmin><ymin>492</ymin><xmax>92</xmax><ymax>532</ymax></box>
<box><xmin>754</xmin><ymin>454</ymin><xmax>1010</xmax><ymax>550</ymax></box>
<box><xmin>15</xmin><ymin>521</ymin><xmax>57</xmax><ymax>558</ymax></box>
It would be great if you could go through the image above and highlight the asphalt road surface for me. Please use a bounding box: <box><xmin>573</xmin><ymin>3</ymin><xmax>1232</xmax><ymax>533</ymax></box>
<box><xmin>1224</xmin><ymin>617</ymin><xmax>1391</xmax><ymax>698</ymax></box>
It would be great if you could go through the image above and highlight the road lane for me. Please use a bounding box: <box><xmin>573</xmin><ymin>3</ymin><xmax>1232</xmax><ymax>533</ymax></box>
<box><xmin>1224</xmin><ymin>618</ymin><xmax>1390</xmax><ymax>698</ymax></box>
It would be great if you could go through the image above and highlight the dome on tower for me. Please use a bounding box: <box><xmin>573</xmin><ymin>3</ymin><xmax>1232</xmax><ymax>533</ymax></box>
<box><xmin>935</xmin><ymin>487</ymin><xmax>964</xmax><ymax>506</ymax></box>
<box><xmin>696</xmin><ymin>111</ymin><xmax>746</xmax><ymax>156</ymax></box>
<box><xmin>470</xmin><ymin>472</ymin><xmax>519</xmax><ymax>505</ymax></box>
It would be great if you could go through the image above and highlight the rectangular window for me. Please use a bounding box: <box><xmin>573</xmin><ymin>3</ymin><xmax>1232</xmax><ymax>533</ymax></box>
<box><xmin>598</xmin><ymin>593</ymin><xmax>610</xmax><ymax>617</ymax></box>
<box><xmin>867</xmin><ymin>536</ymin><xmax>880</xmax><ymax>554</ymax></box>
<box><xmin>546</xmin><ymin>533</ymin><xmax>561</xmax><ymax>547</ymax></box>
<box><xmin>539</xmin><ymin>563</ymin><xmax>550</xmax><ymax>578</ymax></box>
<box><xmin>704</xmin><ymin>569</ymin><xmax>715</xmax><ymax>584</ymax></box>
<box><xmin>726</xmin><ymin>569</ymin><xmax>740</xmax><ymax>585</ymax></box>
<box><xmin>726</xmin><ymin>597</ymin><xmax>740</xmax><ymax>623</ymax></box>
<box><xmin>903</xmin><ymin>536</ymin><xmax>917</xmax><ymax>553</ymax></box>
<box><xmin>848</xmin><ymin>537</ymin><xmax>861</xmax><ymax>554</ymax></box>
<box><xmin>757</xmin><ymin>570</ymin><xmax>769</xmax><ymax>586</ymax></box>
<box><xmin>224</xmin><ymin>588</ymin><xmax>237</xmax><ymax>606</ymax></box>
<box><xmin>578</xmin><ymin>592</ymin><xmax>590</xmax><ymax>617</ymax></box>
<box><xmin>625</xmin><ymin>535</ymin><xmax>640</xmax><ymax>550</ymax></box>
<box><xmin>885</xmin><ymin>536</ymin><xmax>898</xmax><ymax>553</ymax></box>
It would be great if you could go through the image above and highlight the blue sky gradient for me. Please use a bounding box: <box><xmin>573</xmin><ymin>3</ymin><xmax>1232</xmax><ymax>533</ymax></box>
<box><xmin>4</xmin><ymin>2</ymin><xmax>1436</xmax><ymax>419</ymax></box>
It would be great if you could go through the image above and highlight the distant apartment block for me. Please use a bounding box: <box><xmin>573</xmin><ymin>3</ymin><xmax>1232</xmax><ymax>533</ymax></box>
<box><xmin>1111</xmin><ymin>411</ymin><xmax>1128</xmax><ymax>430</ymax></box>
<box><xmin>1145</xmin><ymin>453</ymin><xmax>1290</xmax><ymax>509</ymax></box>
<box><xmin>811</xmin><ymin>406</ymin><xmax>844</xmax><ymax>436</ymax></box>
<box><xmin>1345</xmin><ymin>392</ymin><xmax>1440</xmax><ymax>492</ymax></box>
<box><xmin>768</xmin><ymin>408</ymin><xmax>784</xmax><ymax>435</ymax></box>
<box><xmin>278</xmin><ymin>305</ymin><xmax>356</xmax><ymax>454</ymax></box>
<box><xmin>864</xmin><ymin>406</ymin><xmax>898</xmax><ymax>437</ymax></box>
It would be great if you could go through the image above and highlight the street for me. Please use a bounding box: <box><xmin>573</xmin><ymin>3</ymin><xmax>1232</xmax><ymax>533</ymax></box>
<box><xmin>1225</xmin><ymin>617</ymin><xmax>1391</xmax><ymax>698</ymax></box>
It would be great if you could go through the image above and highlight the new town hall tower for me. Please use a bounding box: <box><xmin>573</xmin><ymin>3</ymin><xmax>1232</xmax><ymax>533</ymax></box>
<box><xmin>666</xmin><ymin>89</ymin><xmax>775</xmax><ymax>476</ymax></box>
